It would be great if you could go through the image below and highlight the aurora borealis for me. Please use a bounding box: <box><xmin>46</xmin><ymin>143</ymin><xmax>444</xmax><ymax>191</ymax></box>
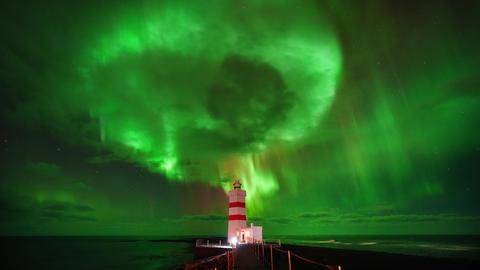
<box><xmin>1</xmin><ymin>0</ymin><xmax>479</xmax><ymax>236</ymax></box>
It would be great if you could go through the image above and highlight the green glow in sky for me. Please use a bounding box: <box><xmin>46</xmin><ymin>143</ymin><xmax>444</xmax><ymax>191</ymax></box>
<box><xmin>81</xmin><ymin>0</ymin><xmax>342</xmax><ymax>211</ymax></box>
<box><xmin>1</xmin><ymin>0</ymin><xmax>479</xmax><ymax>236</ymax></box>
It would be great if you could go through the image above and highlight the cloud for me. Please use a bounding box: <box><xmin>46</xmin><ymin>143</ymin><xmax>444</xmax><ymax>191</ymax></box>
<box><xmin>165</xmin><ymin>215</ymin><xmax>294</xmax><ymax>225</ymax></box>
<box><xmin>334</xmin><ymin>213</ymin><xmax>480</xmax><ymax>224</ymax></box>
<box><xmin>0</xmin><ymin>195</ymin><xmax>96</xmax><ymax>223</ymax></box>
<box><xmin>2</xmin><ymin>162</ymin><xmax>90</xmax><ymax>192</ymax></box>
<box><xmin>248</xmin><ymin>217</ymin><xmax>265</xmax><ymax>223</ymax></box>
<box><xmin>166</xmin><ymin>214</ymin><xmax>295</xmax><ymax>225</ymax></box>
<box><xmin>369</xmin><ymin>214</ymin><xmax>438</xmax><ymax>223</ymax></box>
<box><xmin>207</xmin><ymin>54</ymin><xmax>294</xmax><ymax>145</ymax></box>
<box><xmin>39</xmin><ymin>201</ymin><xmax>94</xmax><ymax>213</ymax></box>
<box><xmin>0</xmin><ymin>198</ymin><xmax>32</xmax><ymax>221</ymax></box>
<box><xmin>297</xmin><ymin>212</ymin><xmax>333</xmax><ymax>219</ymax></box>
<box><xmin>40</xmin><ymin>211</ymin><xmax>96</xmax><ymax>222</ymax></box>
<box><xmin>266</xmin><ymin>211</ymin><xmax>480</xmax><ymax>225</ymax></box>
<box><xmin>166</xmin><ymin>214</ymin><xmax>226</xmax><ymax>223</ymax></box>
<box><xmin>26</xmin><ymin>162</ymin><xmax>62</xmax><ymax>175</ymax></box>
<box><xmin>36</xmin><ymin>200</ymin><xmax>96</xmax><ymax>222</ymax></box>
<box><xmin>269</xmin><ymin>217</ymin><xmax>293</xmax><ymax>224</ymax></box>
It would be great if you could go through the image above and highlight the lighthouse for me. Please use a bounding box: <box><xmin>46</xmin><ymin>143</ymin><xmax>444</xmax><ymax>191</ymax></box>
<box><xmin>227</xmin><ymin>180</ymin><xmax>262</xmax><ymax>245</ymax></box>
<box><xmin>228</xmin><ymin>180</ymin><xmax>246</xmax><ymax>244</ymax></box>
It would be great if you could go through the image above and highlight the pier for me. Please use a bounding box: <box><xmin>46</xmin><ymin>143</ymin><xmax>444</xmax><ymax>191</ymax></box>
<box><xmin>184</xmin><ymin>242</ymin><xmax>340</xmax><ymax>270</ymax></box>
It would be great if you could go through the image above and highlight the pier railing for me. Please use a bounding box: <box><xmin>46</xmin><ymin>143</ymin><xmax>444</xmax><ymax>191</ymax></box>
<box><xmin>255</xmin><ymin>242</ymin><xmax>341</xmax><ymax>270</ymax></box>
<box><xmin>196</xmin><ymin>239</ymin><xmax>230</xmax><ymax>247</ymax></box>
<box><xmin>185</xmin><ymin>241</ymin><xmax>341</xmax><ymax>270</ymax></box>
<box><xmin>184</xmin><ymin>250</ymin><xmax>236</xmax><ymax>270</ymax></box>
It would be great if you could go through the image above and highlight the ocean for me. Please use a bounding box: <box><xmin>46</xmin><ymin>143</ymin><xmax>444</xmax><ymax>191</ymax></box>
<box><xmin>2</xmin><ymin>236</ymin><xmax>194</xmax><ymax>270</ymax></box>
<box><xmin>2</xmin><ymin>235</ymin><xmax>479</xmax><ymax>269</ymax></box>
<box><xmin>276</xmin><ymin>234</ymin><xmax>480</xmax><ymax>260</ymax></box>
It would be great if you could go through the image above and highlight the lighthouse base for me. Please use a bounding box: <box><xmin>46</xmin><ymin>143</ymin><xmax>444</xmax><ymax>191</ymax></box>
<box><xmin>231</xmin><ymin>223</ymin><xmax>263</xmax><ymax>244</ymax></box>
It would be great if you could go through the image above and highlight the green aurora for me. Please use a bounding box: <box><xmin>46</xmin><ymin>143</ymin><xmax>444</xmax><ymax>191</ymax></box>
<box><xmin>1</xmin><ymin>0</ymin><xmax>479</xmax><ymax>235</ymax></box>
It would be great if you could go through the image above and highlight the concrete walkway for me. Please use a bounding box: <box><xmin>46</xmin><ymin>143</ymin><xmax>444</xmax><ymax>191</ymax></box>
<box><xmin>235</xmin><ymin>245</ymin><xmax>266</xmax><ymax>270</ymax></box>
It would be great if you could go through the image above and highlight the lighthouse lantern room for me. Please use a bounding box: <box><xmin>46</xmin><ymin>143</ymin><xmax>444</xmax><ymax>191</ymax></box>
<box><xmin>227</xmin><ymin>180</ymin><xmax>263</xmax><ymax>244</ymax></box>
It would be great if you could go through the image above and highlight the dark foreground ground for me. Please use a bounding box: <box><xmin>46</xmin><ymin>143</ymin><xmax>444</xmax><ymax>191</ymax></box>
<box><xmin>267</xmin><ymin>244</ymin><xmax>480</xmax><ymax>270</ymax></box>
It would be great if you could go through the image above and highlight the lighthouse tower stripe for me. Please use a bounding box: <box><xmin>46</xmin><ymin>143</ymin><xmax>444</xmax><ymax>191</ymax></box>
<box><xmin>229</xmin><ymin>214</ymin><xmax>246</xmax><ymax>220</ymax></box>
<box><xmin>229</xmin><ymin>202</ymin><xmax>245</xmax><ymax>208</ymax></box>
<box><xmin>229</xmin><ymin>200</ymin><xmax>246</xmax><ymax>221</ymax></box>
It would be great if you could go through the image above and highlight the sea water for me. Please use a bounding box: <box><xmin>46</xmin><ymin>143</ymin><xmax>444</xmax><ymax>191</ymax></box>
<box><xmin>3</xmin><ymin>235</ymin><xmax>479</xmax><ymax>269</ymax></box>
<box><xmin>2</xmin><ymin>236</ymin><xmax>194</xmax><ymax>270</ymax></box>
<box><xmin>275</xmin><ymin>235</ymin><xmax>480</xmax><ymax>260</ymax></box>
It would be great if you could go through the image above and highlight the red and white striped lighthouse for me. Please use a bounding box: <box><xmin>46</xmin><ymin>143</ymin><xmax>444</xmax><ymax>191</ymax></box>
<box><xmin>228</xmin><ymin>180</ymin><xmax>246</xmax><ymax>244</ymax></box>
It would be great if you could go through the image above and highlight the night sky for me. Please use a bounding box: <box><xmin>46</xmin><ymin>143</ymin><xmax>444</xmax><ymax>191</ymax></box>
<box><xmin>1</xmin><ymin>0</ymin><xmax>479</xmax><ymax>236</ymax></box>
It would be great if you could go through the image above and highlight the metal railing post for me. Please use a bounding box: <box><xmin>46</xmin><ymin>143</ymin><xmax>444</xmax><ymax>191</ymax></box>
<box><xmin>227</xmin><ymin>251</ymin><xmax>230</xmax><ymax>270</ymax></box>
<box><xmin>258</xmin><ymin>243</ymin><xmax>260</xmax><ymax>259</ymax></box>
<box><xmin>270</xmin><ymin>244</ymin><xmax>274</xmax><ymax>270</ymax></box>
<box><xmin>288</xmin><ymin>251</ymin><xmax>292</xmax><ymax>270</ymax></box>
<box><xmin>262</xmin><ymin>242</ymin><xmax>265</xmax><ymax>260</ymax></box>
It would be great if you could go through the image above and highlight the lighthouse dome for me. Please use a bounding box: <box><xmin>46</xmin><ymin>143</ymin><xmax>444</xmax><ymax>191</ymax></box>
<box><xmin>233</xmin><ymin>180</ymin><xmax>242</xmax><ymax>189</ymax></box>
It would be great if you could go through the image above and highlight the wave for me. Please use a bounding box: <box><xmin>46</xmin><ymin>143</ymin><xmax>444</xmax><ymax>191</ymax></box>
<box><xmin>280</xmin><ymin>237</ymin><xmax>480</xmax><ymax>260</ymax></box>
<box><xmin>358</xmin><ymin>242</ymin><xmax>377</xmax><ymax>246</ymax></box>
<box><xmin>419</xmin><ymin>244</ymin><xmax>478</xmax><ymax>251</ymax></box>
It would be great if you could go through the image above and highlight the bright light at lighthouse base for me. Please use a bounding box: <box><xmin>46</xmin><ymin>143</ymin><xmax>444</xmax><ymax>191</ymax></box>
<box><xmin>230</xmin><ymin>237</ymin><xmax>238</xmax><ymax>246</ymax></box>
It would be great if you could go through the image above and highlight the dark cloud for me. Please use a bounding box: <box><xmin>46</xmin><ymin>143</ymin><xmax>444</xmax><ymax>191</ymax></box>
<box><xmin>269</xmin><ymin>217</ymin><xmax>292</xmax><ymax>224</ymax></box>
<box><xmin>40</xmin><ymin>201</ymin><xmax>94</xmax><ymax>213</ymax></box>
<box><xmin>40</xmin><ymin>211</ymin><xmax>96</xmax><ymax>222</ymax></box>
<box><xmin>248</xmin><ymin>217</ymin><xmax>265</xmax><ymax>223</ymax></box>
<box><xmin>207</xmin><ymin>55</ymin><xmax>294</xmax><ymax>145</ymax></box>
<box><xmin>337</xmin><ymin>213</ymin><xmax>480</xmax><ymax>224</ymax></box>
<box><xmin>0</xmin><ymin>162</ymin><xmax>91</xmax><ymax>199</ymax></box>
<box><xmin>163</xmin><ymin>212</ymin><xmax>480</xmax><ymax>227</ymax></box>
<box><xmin>175</xmin><ymin>215</ymin><xmax>226</xmax><ymax>222</ymax></box>
<box><xmin>0</xmin><ymin>198</ymin><xmax>32</xmax><ymax>221</ymax></box>
<box><xmin>273</xmin><ymin>212</ymin><xmax>480</xmax><ymax>226</ymax></box>
<box><xmin>298</xmin><ymin>212</ymin><xmax>333</xmax><ymax>219</ymax></box>
<box><xmin>0</xmin><ymin>195</ymin><xmax>96</xmax><ymax>224</ymax></box>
